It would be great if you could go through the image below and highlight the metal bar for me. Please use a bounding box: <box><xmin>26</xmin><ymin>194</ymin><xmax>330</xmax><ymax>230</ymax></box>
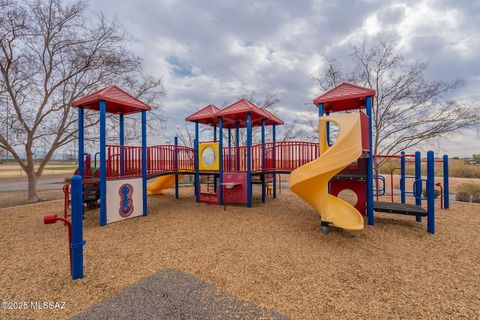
<box><xmin>415</xmin><ymin>151</ymin><xmax>422</xmax><ymax>222</ymax></box>
<box><xmin>272</xmin><ymin>125</ymin><xmax>276</xmax><ymax>198</ymax></box>
<box><xmin>99</xmin><ymin>101</ymin><xmax>107</xmax><ymax>226</ymax></box>
<box><xmin>427</xmin><ymin>150</ymin><xmax>435</xmax><ymax>234</ymax></box>
<box><xmin>174</xmin><ymin>136</ymin><xmax>179</xmax><ymax>199</ymax></box>
<box><xmin>365</xmin><ymin>97</ymin><xmax>374</xmax><ymax>225</ymax></box>
<box><xmin>247</xmin><ymin>112</ymin><xmax>252</xmax><ymax>208</ymax></box>
<box><xmin>400</xmin><ymin>151</ymin><xmax>406</xmax><ymax>204</ymax></box>
<box><xmin>261</xmin><ymin>119</ymin><xmax>266</xmax><ymax>203</ymax></box>
<box><xmin>141</xmin><ymin>111</ymin><xmax>147</xmax><ymax>216</ymax></box>
<box><xmin>120</xmin><ymin>114</ymin><xmax>125</xmax><ymax>176</ymax></box>
<box><xmin>443</xmin><ymin>154</ymin><xmax>449</xmax><ymax>209</ymax></box>
<box><xmin>77</xmin><ymin>108</ymin><xmax>84</xmax><ymax>178</ymax></box>
<box><xmin>70</xmin><ymin>175</ymin><xmax>85</xmax><ymax>280</ymax></box>
<box><xmin>195</xmin><ymin>121</ymin><xmax>200</xmax><ymax>201</ymax></box>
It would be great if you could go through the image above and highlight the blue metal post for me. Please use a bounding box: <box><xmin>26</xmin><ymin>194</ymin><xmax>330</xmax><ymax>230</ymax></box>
<box><xmin>213</xmin><ymin>125</ymin><xmax>217</xmax><ymax>142</ymax></box>
<box><xmin>70</xmin><ymin>175</ymin><xmax>85</xmax><ymax>280</ymax></box>
<box><xmin>427</xmin><ymin>150</ymin><xmax>435</xmax><ymax>234</ymax></box>
<box><xmin>326</xmin><ymin>111</ymin><xmax>330</xmax><ymax>146</ymax></box>
<box><xmin>318</xmin><ymin>103</ymin><xmax>324</xmax><ymax>117</ymax></box>
<box><xmin>77</xmin><ymin>108</ymin><xmax>84</xmax><ymax>178</ymax></box>
<box><xmin>261</xmin><ymin>119</ymin><xmax>266</xmax><ymax>203</ymax></box>
<box><xmin>365</xmin><ymin>97</ymin><xmax>374</xmax><ymax>225</ymax></box>
<box><xmin>235</xmin><ymin>122</ymin><xmax>240</xmax><ymax>171</ymax></box>
<box><xmin>99</xmin><ymin>100</ymin><xmax>107</xmax><ymax>226</ymax></box>
<box><xmin>119</xmin><ymin>114</ymin><xmax>125</xmax><ymax>176</ymax></box>
<box><xmin>400</xmin><ymin>151</ymin><xmax>406</xmax><ymax>204</ymax></box>
<box><xmin>219</xmin><ymin>117</ymin><xmax>223</xmax><ymax>205</ymax></box>
<box><xmin>272</xmin><ymin>124</ymin><xmax>277</xmax><ymax>198</ymax></box>
<box><xmin>246</xmin><ymin>112</ymin><xmax>252</xmax><ymax>208</ymax></box>
<box><xmin>174</xmin><ymin>136</ymin><xmax>179</xmax><ymax>199</ymax></box>
<box><xmin>443</xmin><ymin>154</ymin><xmax>449</xmax><ymax>209</ymax></box>
<box><xmin>415</xmin><ymin>151</ymin><xmax>422</xmax><ymax>222</ymax></box>
<box><xmin>141</xmin><ymin>110</ymin><xmax>147</xmax><ymax>216</ymax></box>
<box><xmin>195</xmin><ymin>122</ymin><xmax>200</xmax><ymax>202</ymax></box>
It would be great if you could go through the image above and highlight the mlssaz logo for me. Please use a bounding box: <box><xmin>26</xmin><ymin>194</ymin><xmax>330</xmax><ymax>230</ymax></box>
<box><xmin>118</xmin><ymin>183</ymin><xmax>134</xmax><ymax>218</ymax></box>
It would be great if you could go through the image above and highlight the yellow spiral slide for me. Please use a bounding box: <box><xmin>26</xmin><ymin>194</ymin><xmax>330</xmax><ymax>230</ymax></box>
<box><xmin>290</xmin><ymin>112</ymin><xmax>364</xmax><ymax>230</ymax></box>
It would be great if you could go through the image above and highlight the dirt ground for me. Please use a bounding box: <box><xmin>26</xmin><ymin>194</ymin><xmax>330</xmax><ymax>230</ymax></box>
<box><xmin>0</xmin><ymin>187</ymin><xmax>479</xmax><ymax>319</ymax></box>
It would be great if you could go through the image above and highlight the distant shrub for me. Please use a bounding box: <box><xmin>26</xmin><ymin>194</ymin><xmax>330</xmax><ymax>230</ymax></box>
<box><xmin>456</xmin><ymin>183</ymin><xmax>480</xmax><ymax>203</ymax></box>
<box><xmin>472</xmin><ymin>194</ymin><xmax>480</xmax><ymax>204</ymax></box>
<box><xmin>456</xmin><ymin>192</ymin><xmax>471</xmax><ymax>202</ymax></box>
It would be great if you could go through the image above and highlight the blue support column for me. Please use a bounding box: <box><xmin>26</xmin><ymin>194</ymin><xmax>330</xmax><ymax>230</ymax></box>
<box><xmin>70</xmin><ymin>175</ymin><xmax>85</xmax><ymax>280</ymax></box>
<box><xmin>246</xmin><ymin>112</ymin><xmax>252</xmax><ymax>208</ymax></box>
<box><xmin>443</xmin><ymin>154</ymin><xmax>449</xmax><ymax>209</ymax></box>
<box><xmin>141</xmin><ymin>111</ymin><xmax>147</xmax><ymax>216</ymax></box>
<box><xmin>235</xmin><ymin>122</ymin><xmax>240</xmax><ymax>171</ymax></box>
<box><xmin>318</xmin><ymin>103</ymin><xmax>324</xmax><ymax>117</ymax></box>
<box><xmin>326</xmin><ymin>111</ymin><xmax>331</xmax><ymax>146</ymax></box>
<box><xmin>99</xmin><ymin>100</ymin><xmax>107</xmax><ymax>226</ymax></box>
<box><xmin>119</xmin><ymin>114</ymin><xmax>125</xmax><ymax>176</ymax></box>
<box><xmin>77</xmin><ymin>107</ymin><xmax>84</xmax><ymax>178</ymax></box>
<box><xmin>195</xmin><ymin>122</ymin><xmax>200</xmax><ymax>202</ymax></box>
<box><xmin>400</xmin><ymin>151</ymin><xmax>406</xmax><ymax>204</ymax></box>
<box><xmin>261</xmin><ymin>119</ymin><xmax>266</xmax><ymax>203</ymax></box>
<box><xmin>427</xmin><ymin>150</ymin><xmax>435</xmax><ymax>234</ymax></box>
<box><xmin>415</xmin><ymin>151</ymin><xmax>422</xmax><ymax>222</ymax></box>
<box><xmin>219</xmin><ymin>117</ymin><xmax>223</xmax><ymax>205</ymax></box>
<box><xmin>174</xmin><ymin>136</ymin><xmax>179</xmax><ymax>199</ymax></box>
<box><xmin>272</xmin><ymin>124</ymin><xmax>277</xmax><ymax>198</ymax></box>
<box><xmin>213</xmin><ymin>125</ymin><xmax>217</xmax><ymax>142</ymax></box>
<box><xmin>365</xmin><ymin>97</ymin><xmax>374</xmax><ymax>226</ymax></box>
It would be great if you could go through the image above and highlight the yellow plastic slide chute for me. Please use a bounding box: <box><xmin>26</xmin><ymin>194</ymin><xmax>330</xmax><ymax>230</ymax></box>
<box><xmin>290</xmin><ymin>112</ymin><xmax>364</xmax><ymax>230</ymax></box>
<box><xmin>147</xmin><ymin>174</ymin><xmax>184</xmax><ymax>195</ymax></box>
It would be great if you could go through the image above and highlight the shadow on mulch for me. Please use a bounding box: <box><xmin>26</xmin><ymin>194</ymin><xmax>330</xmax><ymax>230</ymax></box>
<box><xmin>71</xmin><ymin>268</ymin><xmax>288</xmax><ymax>320</ymax></box>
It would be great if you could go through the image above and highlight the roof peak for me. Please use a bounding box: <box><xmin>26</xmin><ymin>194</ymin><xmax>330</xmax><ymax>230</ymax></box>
<box><xmin>313</xmin><ymin>82</ymin><xmax>375</xmax><ymax>111</ymax></box>
<box><xmin>71</xmin><ymin>84</ymin><xmax>152</xmax><ymax>115</ymax></box>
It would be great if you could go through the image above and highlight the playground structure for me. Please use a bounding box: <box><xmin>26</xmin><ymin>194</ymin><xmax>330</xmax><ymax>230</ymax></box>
<box><xmin>47</xmin><ymin>82</ymin><xmax>450</xmax><ymax>279</ymax></box>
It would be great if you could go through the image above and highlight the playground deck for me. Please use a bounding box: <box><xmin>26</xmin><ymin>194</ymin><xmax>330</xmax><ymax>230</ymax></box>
<box><xmin>373</xmin><ymin>201</ymin><xmax>428</xmax><ymax>216</ymax></box>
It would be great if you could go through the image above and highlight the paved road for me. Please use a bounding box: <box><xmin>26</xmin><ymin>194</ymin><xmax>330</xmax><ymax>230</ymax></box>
<box><xmin>0</xmin><ymin>175</ymin><xmax>67</xmax><ymax>192</ymax></box>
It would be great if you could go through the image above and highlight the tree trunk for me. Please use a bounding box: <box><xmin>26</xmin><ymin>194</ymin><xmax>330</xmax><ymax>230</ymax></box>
<box><xmin>26</xmin><ymin>172</ymin><xmax>40</xmax><ymax>203</ymax></box>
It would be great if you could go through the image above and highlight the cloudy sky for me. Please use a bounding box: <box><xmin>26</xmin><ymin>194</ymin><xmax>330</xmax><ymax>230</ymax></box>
<box><xmin>87</xmin><ymin>0</ymin><xmax>479</xmax><ymax>157</ymax></box>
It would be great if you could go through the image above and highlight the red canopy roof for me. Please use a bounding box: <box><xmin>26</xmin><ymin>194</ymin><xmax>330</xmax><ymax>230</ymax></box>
<box><xmin>185</xmin><ymin>104</ymin><xmax>221</xmax><ymax>125</ymax></box>
<box><xmin>71</xmin><ymin>85</ymin><xmax>152</xmax><ymax>115</ymax></box>
<box><xmin>185</xmin><ymin>99</ymin><xmax>284</xmax><ymax>128</ymax></box>
<box><xmin>313</xmin><ymin>82</ymin><xmax>375</xmax><ymax>112</ymax></box>
<box><xmin>217</xmin><ymin>99</ymin><xmax>270</xmax><ymax>128</ymax></box>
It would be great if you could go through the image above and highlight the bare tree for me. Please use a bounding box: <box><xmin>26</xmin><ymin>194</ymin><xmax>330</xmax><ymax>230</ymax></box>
<box><xmin>0</xmin><ymin>0</ymin><xmax>164</xmax><ymax>202</ymax></box>
<box><xmin>176</xmin><ymin>124</ymin><xmax>195</xmax><ymax>148</ymax></box>
<box><xmin>314</xmin><ymin>37</ymin><xmax>480</xmax><ymax>161</ymax></box>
